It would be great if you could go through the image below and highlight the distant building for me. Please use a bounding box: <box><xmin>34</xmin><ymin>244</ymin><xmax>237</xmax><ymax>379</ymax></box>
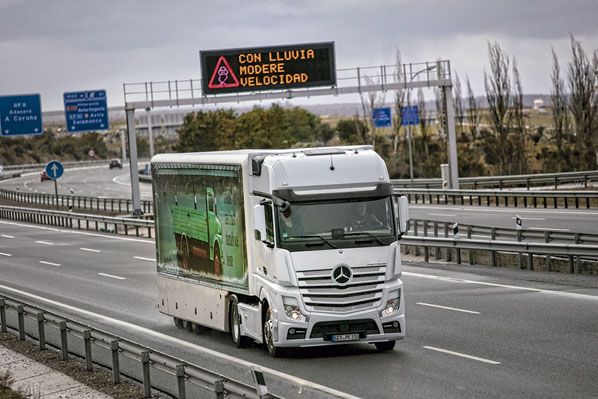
<box><xmin>533</xmin><ymin>98</ymin><xmax>545</xmax><ymax>110</ymax></box>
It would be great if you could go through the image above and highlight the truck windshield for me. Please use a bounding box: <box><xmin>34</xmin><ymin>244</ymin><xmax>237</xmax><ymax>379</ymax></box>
<box><xmin>276</xmin><ymin>197</ymin><xmax>395</xmax><ymax>250</ymax></box>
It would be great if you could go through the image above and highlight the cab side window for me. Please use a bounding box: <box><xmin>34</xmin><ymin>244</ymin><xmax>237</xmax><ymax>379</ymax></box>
<box><xmin>264</xmin><ymin>203</ymin><xmax>274</xmax><ymax>242</ymax></box>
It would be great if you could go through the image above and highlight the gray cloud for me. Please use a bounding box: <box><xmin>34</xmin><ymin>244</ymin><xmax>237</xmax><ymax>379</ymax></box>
<box><xmin>0</xmin><ymin>0</ymin><xmax>596</xmax><ymax>110</ymax></box>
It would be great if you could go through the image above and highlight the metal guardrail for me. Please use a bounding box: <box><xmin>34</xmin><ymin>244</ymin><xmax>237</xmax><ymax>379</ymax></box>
<box><xmin>0</xmin><ymin>188</ymin><xmax>154</xmax><ymax>215</ymax></box>
<box><xmin>392</xmin><ymin>170</ymin><xmax>598</xmax><ymax>190</ymax></box>
<box><xmin>405</xmin><ymin>219</ymin><xmax>598</xmax><ymax>273</ymax></box>
<box><xmin>0</xmin><ymin>295</ymin><xmax>280</xmax><ymax>399</ymax></box>
<box><xmin>396</xmin><ymin>188</ymin><xmax>598</xmax><ymax>209</ymax></box>
<box><xmin>0</xmin><ymin>205</ymin><xmax>154</xmax><ymax>238</ymax></box>
<box><xmin>400</xmin><ymin>234</ymin><xmax>598</xmax><ymax>274</ymax></box>
<box><xmin>408</xmin><ymin>219</ymin><xmax>598</xmax><ymax>246</ymax></box>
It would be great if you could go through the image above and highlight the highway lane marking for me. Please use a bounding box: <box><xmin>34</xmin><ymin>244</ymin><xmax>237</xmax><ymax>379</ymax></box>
<box><xmin>528</xmin><ymin>227</ymin><xmax>570</xmax><ymax>232</ymax></box>
<box><xmin>417</xmin><ymin>302</ymin><xmax>480</xmax><ymax>314</ymax></box>
<box><xmin>0</xmin><ymin>221</ymin><xmax>153</xmax><ymax>244</ymax></box>
<box><xmin>134</xmin><ymin>256</ymin><xmax>156</xmax><ymax>262</ymax></box>
<box><xmin>0</xmin><ymin>252</ymin><xmax>12</xmax><ymax>257</ymax></box>
<box><xmin>0</xmin><ymin>285</ymin><xmax>359</xmax><ymax>399</ymax></box>
<box><xmin>423</xmin><ymin>346</ymin><xmax>500</xmax><ymax>365</ymax></box>
<box><xmin>512</xmin><ymin>217</ymin><xmax>546</xmax><ymax>221</ymax></box>
<box><xmin>428</xmin><ymin>213</ymin><xmax>457</xmax><ymax>217</ymax></box>
<box><xmin>98</xmin><ymin>273</ymin><xmax>126</xmax><ymax>280</ymax></box>
<box><xmin>80</xmin><ymin>247</ymin><xmax>101</xmax><ymax>253</ymax></box>
<box><xmin>403</xmin><ymin>272</ymin><xmax>598</xmax><ymax>301</ymax></box>
<box><xmin>36</xmin><ymin>241</ymin><xmax>54</xmax><ymax>245</ymax></box>
<box><xmin>1</xmin><ymin>235</ymin><xmax>14</xmax><ymax>239</ymax></box>
<box><xmin>39</xmin><ymin>261</ymin><xmax>61</xmax><ymax>267</ymax></box>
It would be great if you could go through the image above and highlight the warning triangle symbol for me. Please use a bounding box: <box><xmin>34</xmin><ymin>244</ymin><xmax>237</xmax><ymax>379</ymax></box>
<box><xmin>208</xmin><ymin>56</ymin><xmax>240</xmax><ymax>89</ymax></box>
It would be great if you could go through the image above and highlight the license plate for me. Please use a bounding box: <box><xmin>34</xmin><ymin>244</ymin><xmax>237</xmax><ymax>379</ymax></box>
<box><xmin>331</xmin><ymin>333</ymin><xmax>360</xmax><ymax>342</ymax></box>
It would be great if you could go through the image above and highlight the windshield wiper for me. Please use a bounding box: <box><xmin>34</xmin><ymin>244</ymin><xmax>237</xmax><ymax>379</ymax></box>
<box><xmin>343</xmin><ymin>231</ymin><xmax>385</xmax><ymax>246</ymax></box>
<box><xmin>291</xmin><ymin>235</ymin><xmax>337</xmax><ymax>249</ymax></box>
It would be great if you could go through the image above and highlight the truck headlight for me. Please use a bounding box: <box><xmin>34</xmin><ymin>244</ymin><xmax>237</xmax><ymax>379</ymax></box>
<box><xmin>282</xmin><ymin>296</ymin><xmax>306</xmax><ymax>322</ymax></box>
<box><xmin>382</xmin><ymin>299</ymin><xmax>400</xmax><ymax>316</ymax></box>
<box><xmin>284</xmin><ymin>305</ymin><xmax>306</xmax><ymax>322</ymax></box>
<box><xmin>381</xmin><ymin>290</ymin><xmax>401</xmax><ymax>317</ymax></box>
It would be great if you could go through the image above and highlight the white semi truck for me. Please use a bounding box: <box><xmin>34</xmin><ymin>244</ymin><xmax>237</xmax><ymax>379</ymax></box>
<box><xmin>151</xmin><ymin>145</ymin><xmax>409</xmax><ymax>357</ymax></box>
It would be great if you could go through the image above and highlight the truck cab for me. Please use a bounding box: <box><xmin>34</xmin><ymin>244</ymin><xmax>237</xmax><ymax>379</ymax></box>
<box><xmin>246</xmin><ymin>146</ymin><xmax>408</xmax><ymax>356</ymax></box>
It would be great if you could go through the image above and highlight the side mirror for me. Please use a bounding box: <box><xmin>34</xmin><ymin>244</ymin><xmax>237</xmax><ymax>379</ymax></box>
<box><xmin>397</xmin><ymin>196</ymin><xmax>410</xmax><ymax>235</ymax></box>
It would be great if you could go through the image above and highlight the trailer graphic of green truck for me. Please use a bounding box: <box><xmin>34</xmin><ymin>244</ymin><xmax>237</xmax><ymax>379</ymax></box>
<box><xmin>172</xmin><ymin>187</ymin><xmax>223</xmax><ymax>276</ymax></box>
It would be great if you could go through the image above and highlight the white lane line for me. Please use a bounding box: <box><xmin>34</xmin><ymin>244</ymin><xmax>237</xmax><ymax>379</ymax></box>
<box><xmin>417</xmin><ymin>302</ymin><xmax>480</xmax><ymax>314</ymax></box>
<box><xmin>98</xmin><ymin>273</ymin><xmax>126</xmax><ymax>280</ymax></box>
<box><xmin>39</xmin><ymin>261</ymin><xmax>61</xmax><ymax>267</ymax></box>
<box><xmin>528</xmin><ymin>227</ymin><xmax>570</xmax><ymax>232</ymax></box>
<box><xmin>0</xmin><ymin>285</ymin><xmax>358</xmax><ymax>399</ymax></box>
<box><xmin>0</xmin><ymin>252</ymin><xmax>12</xmax><ymax>257</ymax></box>
<box><xmin>36</xmin><ymin>241</ymin><xmax>54</xmax><ymax>245</ymax></box>
<box><xmin>80</xmin><ymin>247</ymin><xmax>101</xmax><ymax>253</ymax></box>
<box><xmin>423</xmin><ymin>346</ymin><xmax>501</xmax><ymax>365</ymax></box>
<box><xmin>428</xmin><ymin>213</ymin><xmax>457</xmax><ymax>217</ymax></box>
<box><xmin>403</xmin><ymin>272</ymin><xmax>598</xmax><ymax>301</ymax></box>
<box><xmin>134</xmin><ymin>256</ymin><xmax>156</xmax><ymax>262</ymax></box>
<box><xmin>0</xmin><ymin>221</ymin><xmax>152</xmax><ymax>244</ymax></box>
<box><xmin>1</xmin><ymin>235</ymin><xmax>14</xmax><ymax>239</ymax></box>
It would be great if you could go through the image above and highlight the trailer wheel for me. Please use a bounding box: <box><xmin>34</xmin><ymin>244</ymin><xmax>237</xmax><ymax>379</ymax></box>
<box><xmin>173</xmin><ymin>317</ymin><xmax>183</xmax><ymax>329</ymax></box>
<box><xmin>374</xmin><ymin>341</ymin><xmax>396</xmax><ymax>352</ymax></box>
<box><xmin>230</xmin><ymin>299</ymin><xmax>249</xmax><ymax>348</ymax></box>
<box><xmin>182</xmin><ymin>319</ymin><xmax>193</xmax><ymax>332</ymax></box>
<box><xmin>263</xmin><ymin>308</ymin><xmax>281</xmax><ymax>357</ymax></box>
<box><xmin>213</xmin><ymin>244</ymin><xmax>221</xmax><ymax>277</ymax></box>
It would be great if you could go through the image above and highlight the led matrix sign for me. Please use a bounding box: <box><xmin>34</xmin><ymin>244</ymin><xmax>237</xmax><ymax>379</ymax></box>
<box><xmin>200</xmin><ymin>42</ymin><xmax>336</xmax><ymax>95</ymax></box>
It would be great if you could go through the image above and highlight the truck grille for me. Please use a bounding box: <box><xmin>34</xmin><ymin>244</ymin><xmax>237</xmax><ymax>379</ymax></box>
<box><xmin>297</xmin><ymin>264</ymin><xmax>386</xmax><ymax>313</ymax></box>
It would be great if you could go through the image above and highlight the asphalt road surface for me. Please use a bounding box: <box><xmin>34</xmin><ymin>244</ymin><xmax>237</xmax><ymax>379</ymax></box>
<box><xmin>1</xmin><ymin>219</ymin><xmax>597</xmax><ymax>398</ymax></box>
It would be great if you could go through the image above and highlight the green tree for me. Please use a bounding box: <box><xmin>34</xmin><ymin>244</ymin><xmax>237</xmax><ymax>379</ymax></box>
<box><xmin>175</xmin><ymin>109</ymin><xmax>236</xmax><ymax>152</ymax></box>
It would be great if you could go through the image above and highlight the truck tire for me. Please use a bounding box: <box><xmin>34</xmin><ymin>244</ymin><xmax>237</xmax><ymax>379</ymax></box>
<box><xmin>263</xmin><ymin>308</ymin><xmax>281</xmax><ymax>357</ymax></box>
<box><xmin>374</xmin><ymin>341</ymin><xmax>396</xmax><ymax>351</ymax></box>
<box><xmin>174</xmin><ymin>317</ymin><xmax>183</xmax><ymax>329</ymax></box>
<box><xmin>230</xmin><ymin>299</ymin><xmax>249</xmax><ymax>348</ymax></box>
<box><xmin>213</xmin><ymin>244</ymin><xmax>221</xmax><ymax>277</ymax></box>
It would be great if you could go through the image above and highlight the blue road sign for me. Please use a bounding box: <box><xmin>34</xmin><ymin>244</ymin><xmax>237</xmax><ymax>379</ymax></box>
<box><xmin>0</xmin><ymin>94</ymin><xmax>43</xmax><ymax>136</ymax></box>
<box><xmin>45</xmin><ymin>160</ymin><xmax>64</xmax><ymax>180</ymax></box>
<box><xmin>372</xmin><ymin>107</ymin><xmax>392</xmax><ymax>128</ymax></box>
<box><xmin>64</xmin><ymin>90</ymin><xmax>109</xmax><ymax>133</ymax></box>
<box><xmin>401</xmin><ymin>105</ymin><xmax>419</xmax><ymax>126</ymax></box>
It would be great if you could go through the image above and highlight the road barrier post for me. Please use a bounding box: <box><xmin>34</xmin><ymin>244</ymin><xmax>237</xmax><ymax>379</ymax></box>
<box><xmin>37</xmin><ymin>312</ymin><xmax>46</xmax><ymax>350</ymax></box>
<box><xmin>17</xmin><ymin>305</ymin><xmax>25</xmax><ymax>341</ymax></box>
<box><xmin>111</xmin><ymin>340</ymin><xmax>121</xmax><ymax>384</ymax></box>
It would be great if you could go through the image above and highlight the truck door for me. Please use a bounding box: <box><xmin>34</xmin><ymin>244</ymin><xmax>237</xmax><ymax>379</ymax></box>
<box><xmin>206</xmin><ymin>188</ymin><xmax>222</xmax><ymax>275</ymax></box>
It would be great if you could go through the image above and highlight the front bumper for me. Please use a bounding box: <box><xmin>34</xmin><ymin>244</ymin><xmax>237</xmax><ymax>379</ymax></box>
<box><xmin>274</xmin><ymin>308</ymin><xmax>405</xmax><ymax>348</ymax></box>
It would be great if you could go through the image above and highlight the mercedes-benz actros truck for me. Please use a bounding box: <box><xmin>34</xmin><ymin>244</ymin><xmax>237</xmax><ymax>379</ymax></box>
<box><xmin>151</xmin><ymin>145</ymin><xmax>409</xmax><ymax>357</ymax></box>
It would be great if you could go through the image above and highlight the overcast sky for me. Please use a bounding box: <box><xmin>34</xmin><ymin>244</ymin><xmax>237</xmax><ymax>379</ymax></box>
<box><xmin>1</xmin><ymin>0</ymin><xmax>597</xmax><ymax>111</ymax></box>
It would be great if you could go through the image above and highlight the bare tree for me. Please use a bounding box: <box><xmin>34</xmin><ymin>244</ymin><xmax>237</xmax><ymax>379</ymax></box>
<box><xmin>453</xmin><ymin>72</ymin><xmax>465</xmax><ymax>134</ymax></box>
<box><xmin>512</xmin><ymin>58</ymin><xmax>527</xmax><ymax>173</ymax></box>
<box><xmin>417</xmin><ymin>88</ymin><xmax>430</xmax><ymax>159</ymax></box>
<box><xmin>567</xmin><ymin>35</ymin><xmax>598</xmax><ymax>157</ymax></box>
<box><xmin>466</xmin><ymin>76</ymin><xmax>481</xmax><ymax>147</ymax></box>
<box><xmin>393</xmin><ymin>49</ymin><xmax>406</xmax><ymax>156</ymax></box>
<box><xmin>550</xmin><ymin>48</ymin><xmax>569</xmax><ymax>150</ymax></box>
<box><xmin>359</xmin><ymin>75</ymin><xmax>386</xmax><ymax>149</ymax></box>
<box><xmin>484</xmin><ymin>41</ymin><xmax>513</xmax><ymax>174</ymax></box>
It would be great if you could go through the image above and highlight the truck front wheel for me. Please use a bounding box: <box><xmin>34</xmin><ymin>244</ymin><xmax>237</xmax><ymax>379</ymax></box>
<box><xmin>374</xmin><ymin>341</ymin><xmax>396</xmax><ymax>352</ymax></box>
<box><xmin>263</xmin><ymin>308</ymin><xmax>280</xmax><ymax>357</ymax></box>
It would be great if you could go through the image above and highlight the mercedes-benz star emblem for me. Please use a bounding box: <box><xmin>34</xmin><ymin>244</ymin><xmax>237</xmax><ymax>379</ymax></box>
<box><xmin>332</xmin><ymin>264</ymin><xmax>353</xmax><ymax>285</ymax></box>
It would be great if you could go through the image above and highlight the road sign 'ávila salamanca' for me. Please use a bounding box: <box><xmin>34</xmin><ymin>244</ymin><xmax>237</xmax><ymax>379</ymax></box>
<box><xmin>200</xmin><ymin>42</ymin><xmax>336</xmax><ymax>95</ymax></box>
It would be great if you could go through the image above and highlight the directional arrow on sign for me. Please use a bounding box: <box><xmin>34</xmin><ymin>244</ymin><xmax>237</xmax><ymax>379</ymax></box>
<box><xmin>51</xmin><ymin>164</ymin><xmax>58</xmax><ymax>177</ymax></box>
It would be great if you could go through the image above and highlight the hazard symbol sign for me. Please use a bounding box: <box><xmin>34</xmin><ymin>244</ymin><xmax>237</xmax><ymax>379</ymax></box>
<box><xmin>208</xmin><ymin>56</ymin><xmax>240</xmax><ymax>89</ymax></box>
